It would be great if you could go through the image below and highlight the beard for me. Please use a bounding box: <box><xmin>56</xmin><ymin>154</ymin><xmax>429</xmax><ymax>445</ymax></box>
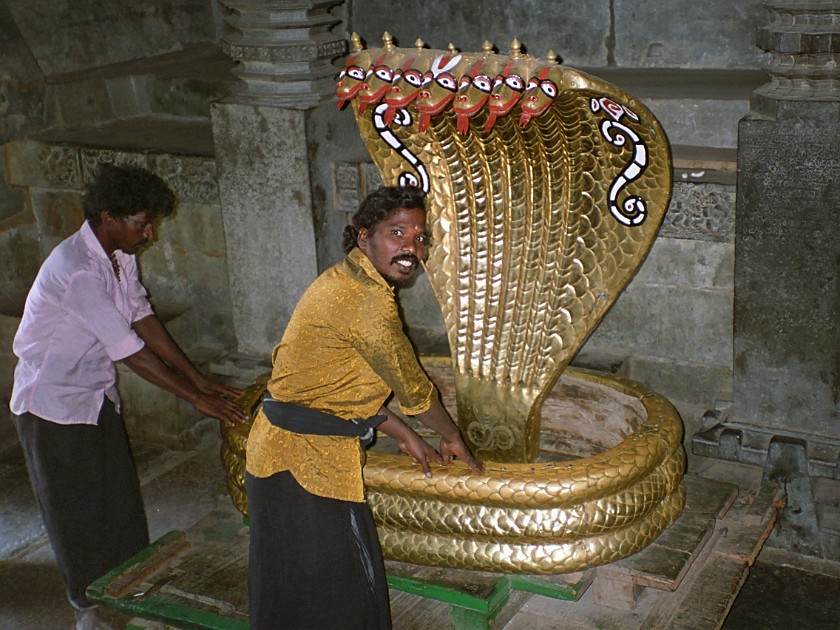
<box><xmin>384</xmin><ymin>254</ymin><xmax>420</xmax><ymax>286</ymax></box>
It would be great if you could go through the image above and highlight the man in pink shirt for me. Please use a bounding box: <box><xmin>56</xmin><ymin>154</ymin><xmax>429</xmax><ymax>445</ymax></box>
<box><xmin>10</xmin><ymin>163</ymin><xmax>247</xmax><ymax>628</ymax></box>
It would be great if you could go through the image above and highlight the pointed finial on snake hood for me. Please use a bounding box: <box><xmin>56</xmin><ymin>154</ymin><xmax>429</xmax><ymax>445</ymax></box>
<box><xmin>510</xmin><ymin>38</ymin><xmax>523</xmax><ymax>60</ymax></box>
<box><xmin>382</xmin><ymin>31</ymin><xmax>396</xmax><ymax>52</ymax></box>
<box><xmin>351</xmin><ymin>32</ymin><xmax>363</xmax><ymax>53</ymax></box>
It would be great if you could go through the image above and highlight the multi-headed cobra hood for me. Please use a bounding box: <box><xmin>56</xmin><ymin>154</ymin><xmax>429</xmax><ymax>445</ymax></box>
<box><xmin>337</xmin><ymin>32</ymin><xmax>673</xmax><ymax>463</ymax></box>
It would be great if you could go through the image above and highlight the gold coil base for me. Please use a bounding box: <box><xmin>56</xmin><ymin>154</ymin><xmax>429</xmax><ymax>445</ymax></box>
<box><xmin>222</xmin><ymin>364</ymin><xmax>686</xmax><ymax>574</ymax></box>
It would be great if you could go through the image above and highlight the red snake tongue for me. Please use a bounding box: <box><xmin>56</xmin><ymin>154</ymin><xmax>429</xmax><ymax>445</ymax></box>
<box><xmin>418</xmin><ymin>112</ymin><xmax>431</xmax><ymax>132</ymax></box>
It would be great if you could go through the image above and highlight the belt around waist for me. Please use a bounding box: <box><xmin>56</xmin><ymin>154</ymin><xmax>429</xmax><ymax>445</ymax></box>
<box><xmin>261</xmin><ymin>393</ymin><xmax>386</xmax><ymax>448</ymax></box>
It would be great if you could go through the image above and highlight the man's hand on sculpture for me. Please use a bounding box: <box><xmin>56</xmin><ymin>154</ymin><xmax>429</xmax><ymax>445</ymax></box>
<box><xmin>398</xmin><ymin>431</ymin><xmax>444</xmax><ymax>478</ymax></box>
<box><xmin>192</xmin><ymin>373</ymin><xmax>245</xmax><ymax>402</ymax></box>
<box><xmin>190</xmin><ymin>389</ymin><xmax>249</xmax><ymax>427</ymax></box>
<box><xmin>440</xmin><ymin>434</ymin><xmax>484</xmax><ymax>474</ymax></box>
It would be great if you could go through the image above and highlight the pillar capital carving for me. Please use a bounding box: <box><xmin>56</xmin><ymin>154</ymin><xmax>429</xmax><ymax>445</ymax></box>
<box><xmin>755</xmin><ymin>0</ymin><xmax>840</xmax><ymax>102</ymax></box>
<box><xmin>219</xmin><ymin>0</ymin><xmax>347</xmax><ymax>108</ymax></box>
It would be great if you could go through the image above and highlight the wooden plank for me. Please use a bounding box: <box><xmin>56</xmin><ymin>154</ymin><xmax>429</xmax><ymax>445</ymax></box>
<box><xmin>385</xmin><ymin>561</ymin><xmax>510</xmax><ymax>611</ymax></box>
<box><xmin>95</xmin><ymin>531</ymin><xmax>189</xmax><ymax>599</ymax></box>
<box><xmin>660</xmin><ymin>553</ymin><xmax>749</xmax><ymax>630</ymax></box>
<box><xmin>88</xmin><ymin>508</ymin><xmax>251</xmax><ymax>629</ymax></box>
<box><xmin>591</xmin><ymin>574</ymin><xmax>645</xmax><ymax>610</ymax></box>
<box><xmin>682</xmin><ymin>475</ymin><xmax>739</xmax><ymax>518</ymax></box>
<box><xmin>509</xmin><ymin>570</ymin><xmax>593</xmax><ymax>601</ymax></box>
<box><xmin>596</xmin><ymin>476</ymin><xmax>736</xmax><ymax>597</ymax></box>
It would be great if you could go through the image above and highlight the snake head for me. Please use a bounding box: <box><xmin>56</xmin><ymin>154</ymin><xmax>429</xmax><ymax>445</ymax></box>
<box><xmin>452</xmin><ymin>59</ymin><xmax>494</xmax><ymax>135</ymax></box>
<box><xmin>335</xmin><ymin>55</ymin><xmax>368</xmax><ymax>109</ymax></box>
<box><xmin>357</xmin><ymin>54</ymin><xmax>398</xmax><ymax>113</ymax></box>
<box><xmin>382</xmin><ymin>61</ymin><xmax>426</xmax><ymax>125</ymax></box>
<box><xmin>415</xmin><ymin>53</ymin><xmax>463</xmax><ymax>132</ymax></box>
<box><xmin>487</xmin><ymin>73</ymin><xmax>526</xmax><ymax>117</ymax></box>
<box><xmin>519</xmin><ymin>68</ymin><xmax>558</xmax><ymax>126</ymax></box>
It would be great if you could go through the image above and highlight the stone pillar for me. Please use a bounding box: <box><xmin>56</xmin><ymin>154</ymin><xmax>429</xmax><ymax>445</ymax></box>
<box><xmin>211</xmin><ymin>0</ymin><xmax>347</xmax><ymax>356</ymax></box>
<box><xmin>694</xmin><ymin>0</ymin><xmax>840</xmax><ymax>557</ymax></box>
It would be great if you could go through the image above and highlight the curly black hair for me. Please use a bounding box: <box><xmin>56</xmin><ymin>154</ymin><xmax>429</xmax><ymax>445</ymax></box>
<box><xmin>342</xmin><ymin>186</ymin><xmax>427</xmax><ymax>254</ymax></box>
<box><xmin>83</xmin><ymin>163</ymin><xmax>175</xmax><ymax>225</ymax></box>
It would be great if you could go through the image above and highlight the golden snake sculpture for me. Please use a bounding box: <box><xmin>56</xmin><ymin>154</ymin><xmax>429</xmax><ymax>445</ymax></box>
<box><xmin>221</xmin><ymin>33</ymin><xmax>684</xmax><ymax>574</ymax></box>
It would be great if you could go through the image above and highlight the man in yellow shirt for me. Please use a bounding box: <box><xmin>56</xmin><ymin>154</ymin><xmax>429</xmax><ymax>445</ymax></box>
<box><xmin>245</xmin><ymin>186</ymin><xmax>482</xmax><ymax>629</ymax></box>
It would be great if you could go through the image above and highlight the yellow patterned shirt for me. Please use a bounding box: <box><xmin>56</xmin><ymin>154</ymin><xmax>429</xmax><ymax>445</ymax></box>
<box><xmin>245</xmin><ymin>247</ymin><xmax>436</xmax><ymax>502</ymax></box>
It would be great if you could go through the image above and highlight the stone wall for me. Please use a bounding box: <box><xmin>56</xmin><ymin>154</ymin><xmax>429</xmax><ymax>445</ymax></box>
<box><xmin>348</xmin><ymin>0</ymin><xmax>769</xmax><ymax>69</ymax></box>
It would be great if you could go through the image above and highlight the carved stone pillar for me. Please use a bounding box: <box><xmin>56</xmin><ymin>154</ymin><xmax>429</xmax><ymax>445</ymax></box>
<box><xmin>694</xmin><ymin>0</ymin><xmax>840</xmax><ymax>557</ymax></box>
<box><xmin>211</xmin><ymin>0</ymin><xmax>347</xmax><ymax>356</ymax></box>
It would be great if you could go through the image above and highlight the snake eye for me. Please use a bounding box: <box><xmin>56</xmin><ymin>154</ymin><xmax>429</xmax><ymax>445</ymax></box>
<box><xmin>404</xmin><ymin>70</ymin><xmax>423</xmax><ymax>87</ymax></box>
<box><xmin>527</xmin><ymin>78</ymin><xmax>539</xmax><ymax>90</ymax></box>
<box><xmin>505</xmin><ymin>75</ymin><xmax>524</xmax><ymax>91</ymax></box>
<box><xmin>473</xmin><ymin>76</ymin><xmax>492</xmax><ymax>92</ymax></box>
<box><xmin>347</xmin><ymin>67</ymin><xmax>365</xmax><ymax>81</ymax></box>
<box><xmin>374</xmin><ymin>66</ymin><xmax>393</xmax><ymax>82</ymax></box>
<box><xmin>437</xmin><ymin>73</ymin><xmax>457</xmax><ymax>91</ymax></box>
<box><xmin>541</xmin><ymin>81</ymin><xmax>558</xmax><ymax>98</ymax></box>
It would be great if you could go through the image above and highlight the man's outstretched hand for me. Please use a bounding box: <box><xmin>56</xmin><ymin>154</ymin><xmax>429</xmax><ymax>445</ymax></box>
<box><xmin>439</xmin><ymin>434</ymin><xmax>484</xmax><ymax>473</ymax></box>
<box><xmin>397</xmin><ymin>431</ymin><xmax>444</xmax><ymax>478</ymax></box>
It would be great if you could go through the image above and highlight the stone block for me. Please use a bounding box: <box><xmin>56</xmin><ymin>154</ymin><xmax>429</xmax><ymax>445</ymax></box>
<box><xmin>613</xmin><ymin>0</ymin><xmax>769</xmax><ymax>69</ymax></box>
<box><xmin>117</xmin><ymin>364</ymin><xmax>202</xmax><ymax>449</ymax></box>
<box><xmin>646</xmin><ymin>97</ymin><xmax>753</xmax><ymax>149</ymax></box>
<box><xmin>29</xmin><ymin>188</ymin><xmax>84</xmax><ymax>256</ymax></box>
<box><xmin>619</xmin><ymin>354</ymin><xmax>733</xmax><ymax>414</ymax></box>
<box><xmin>5</xmin><ymin>0</ymin><xmax>216</xmax><ymax>78</ymax></box>
<box><xmin>662</xmin><ymin>182</ymin><xmax>736</xmax><ymax>243</ymax></box>
<box><xmin>48</xmin><ymin>77</ymin><xmax>115</xmax><ymax>128</ymax></box>
<box><xmin>146</xmin><ymin>75</ymin><xmax>232</xmax><ymax>118</ymax></box>
<box><xmin>4</xmin><ymin>140</ymin><xmax>83</xmax><ymax>189</ymax></box>
<box><xmin>105</xmin><ymin>76</ymin><xmax>151</xmax><ymax>119</ymax></box>
<box><xmin>633</xmin><ymin>237</ymin><xmax>734</xmax><ymax>290</ymax></box>
<box><xmin>586</xmin><ymin>283</ymin><xmax>733</xmax><ymax>366</ymax></box>
<box><xmin>153</xmin><ymin>199</ymin><xmax>227</xmax><ymax>258</ymax></box>
<box><xmin>349</xmin><ymin>0</ymin><xmax>611</xmax><ymax>67</ymax></box>
<box><xmin>734</xmin><ymin>109</ymin><xmax>840</xmax><ymax>436</ymax></box>
<box><xmin>0</xmin><ymin>213</ymin><xmax>40</xmax><ymax>312</ymax></box>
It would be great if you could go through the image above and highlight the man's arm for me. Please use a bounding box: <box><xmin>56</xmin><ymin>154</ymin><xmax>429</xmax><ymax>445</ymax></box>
<box><xmin>132</xmin><ymin>315</ymin><xmax>243</xmax><ymax>400</ymax></box>
<box><xmin>375</xmin><ymin>406</ymin><xmax>444</xmax><ymax>478</ymax></box>
<box><xmin>121</xmin><ymin>345</ymin><xmax>247</xmax><ymax>426</ymax></box>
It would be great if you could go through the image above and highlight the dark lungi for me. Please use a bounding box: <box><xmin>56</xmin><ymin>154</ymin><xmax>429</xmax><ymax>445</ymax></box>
<box><xmin>246</xmin><ymin>470</ymin><xmax>392</xmax><ymax>629</ymax></box>
<box><xmin>13</xmin><ymin>398</ymin><xmax>149</xmax><ymax>608</ymax></box>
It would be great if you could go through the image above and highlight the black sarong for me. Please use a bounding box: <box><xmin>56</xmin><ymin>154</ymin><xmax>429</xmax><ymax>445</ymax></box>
<box><xmin>247</xmin><ymin>470</ymin><xmax>392</xmax><ymax>629</ymax></box>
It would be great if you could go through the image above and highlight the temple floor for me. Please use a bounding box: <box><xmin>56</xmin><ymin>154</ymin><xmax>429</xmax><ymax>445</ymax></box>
<box><xmin>1</xmin><ymin>433</ymin><xmax>839</xmax><ymax>629</ymax></box>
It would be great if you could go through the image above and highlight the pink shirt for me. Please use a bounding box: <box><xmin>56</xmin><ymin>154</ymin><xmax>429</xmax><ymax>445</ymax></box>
<box><xmin>10</xmin><ymin>222</ymin><xmax>153</xmax><ymax>424</ymax></box>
